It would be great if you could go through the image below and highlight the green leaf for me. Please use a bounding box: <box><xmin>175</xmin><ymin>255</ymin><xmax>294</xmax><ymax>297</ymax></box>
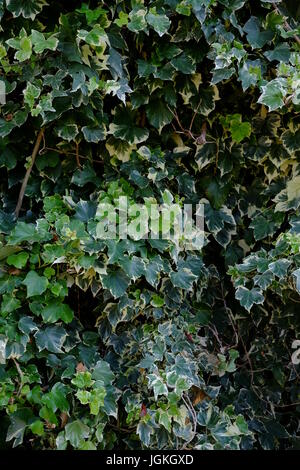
<box><xmin>29</xmin><ymin>420</ymin><xmax>44</xmax><ymax>436</ymax></box>
<box><xmin>292</xmin><ymin>268</ymin><xmax>300</xmax><ymax>293</ymax></box>
<box><xmin>243</xmin><ymin>16</ymin><xmax>273</xmax><ymax>48</ymax></box>
<box><xmin>147</xmin><ymin>374</ymin><xmax>168</xmax><ymax>400</ymax></box>
<box><xmin>146</xmin><ymin>8</ymin><xmax>170</xmax><ymax>37</ymax></box>
<box><xmin>71</xmin><ymin>164</ymin><xmax>100</xmax><ymax>186</ymax></box>
<box><xmin>82</xmin><ymin>125</ymin><xmax>105</xmax><ymax>143</ymax></box>
<box><xmin>6</xmin><ymin>0</ymin><xmax>47</xmax><ymax>20</ymax></box>
<box><xmin>31</xmin><ymin>30</ymin><xmax>58</xmax><ymax>54</ymax></box>
<box><xmin>7</xmin><ymin>252</ymin><xmax>29</xmax><ymax>269</ymax></box>
<box><xmin>89</xmin><ymin>387</ymin><xmax>106</xmax><ymax>415</ymax></box>
<box><xmin>171</xmin><ymin>53</ymin><xmax>195</xmax><ymax>74</ymax></box>
<box><xmin>35</xmin><ymin>326</ymin><xmax>67</xmax><ymax>353</ymax></box>
<box><xmin>65</xmin><ymin>420</ymin><xmax>90</xmax><ymax>448</ymax></box>
<box><xmin>109</xmin><ymin>109</ymin><xmax>149</xmax><ymax>144</ymax></box>
<box><xmin>101</xmin><ymin>269</ymin><xmax>130</xmax><ymax>299</ymax></box>
<box><xmin>41</xmin><ymin>300</ymin><xmax>74</xmax><ymax>324</ymax></box>
<box><xmin>146</xmin><ymin>100</ymin><xmax>172</xmax><ymax>133</ymax></box>
<box><xmin>258</xmin><ymin>79</ymin><xmax>286</xmax><ymax>111</ymax></box>
<box><xmin>8</xmin><ymin>221</ymin><xmax>52</xmax><ymax>245</ymax></box>
<box><xmin>6</xmin><ymin>408</ymin><xmax>34</xmax><ymax>447</ymax></box>
<box><xmin>170</xmin><ymin>269</ymin><xmax>197</xmax><ymax>290</ymax></box>
<box><xmin>137</xmin><ymin>421</ymin><xmax>153</xmax><ymax>446</ymax></box>
<box><xmin>56</xmin><ymin>124</ymin><xmax>79</xmax><ymax>142</ymax></box>
<box><xmin>268</xmin><ymin>259</ymin><xmax>291</xmax><ymax>279</ymax></box>
<box><xmin>119</xmin><ymin>256</ymin><xmax>146</xmax><ymax>281</ymax></box>
<box><xmin>235</xmin><ymin>286</ymin><xmax>264</xmax><ymax>312</ymax></box>
<box><xmin>77</xmin><ymin>25</ymin><xmax>108</xmax><ymax>47</ymax></box>
<box><xmin>92</xmin><ymin>360</ymin><xmax>115</xmax><ymax>385</ymax></box>
<box><xmin>71</xmin><ymin>371</ymin><xmax>94</xmax><ymax>389</ymax></box>
<box><xmin>264</xmin><ymin>44</ymin><xmax>290</xmax><ymax>63</ymax></box>
<box><xmin>23</xmin><ymin>83</ymin><xmax>41</xmax><ymax>109</ymax></box>
<box><xmin>1</xmin><ymin>294</ymin><xmax>21</xmax><ymax>316</ymax></box>
<box><xmin>22</xmin><ymin>271</ymin><xmax>48</xmax><ymax>298</ymax></box>
<box><xmin>128</xmin><ymin>8</ymin><xmax>147</xmax><ymax>33</ymax></box>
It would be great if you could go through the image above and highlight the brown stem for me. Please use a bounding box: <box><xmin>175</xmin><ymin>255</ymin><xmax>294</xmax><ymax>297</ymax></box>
<box><xmin>15</xmin><ymin>128</ymin><xmax>45</xmax><ymax>219</ymax></box>
<box><xmin>12</xmin><ymin>358</ymin><xmax>24</xmax><ymax>397</ymax></box>
<box><xmin>75</xmin><ymin>141</ymin><xmax>81</xmax><ymax>168</ymax></box>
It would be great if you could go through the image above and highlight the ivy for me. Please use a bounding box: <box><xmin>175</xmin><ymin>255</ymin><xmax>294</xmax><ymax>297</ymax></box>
<box><xmin>0</xmin><ymin>0</ymin><xmax>299</xmax><ymax>452</ymax></box>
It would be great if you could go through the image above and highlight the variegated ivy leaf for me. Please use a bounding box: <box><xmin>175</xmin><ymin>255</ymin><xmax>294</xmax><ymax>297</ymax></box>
<box><xmin>258</xmin><ymin>79</ymin><xmax>287</xmax><ymax>111</ymax></box>
<box><xmin>31</xmin><ymin>30</ymin><xmax>58</xmax><ymax>54</ymax></box>
<box><xmin>77</xmin><ymin>25</ymin><xmax>108</xmax><ymax>47</ymax></box>
<box><xmin>268</xmin><ymin>259</ymin><xmax>292</xmax><ymax>279</ymax></box>
<box><xmin>23</xmin><ymin>83</ymin><xmax>41</xmax><ymax>109</ymax></box>
<box><xmin>146</xmin><ymin>8</ymin><xmax>170</xmax><ymax>37</ymax></box>
<box><xmin>6</xmin><ymin>28</ymin><xmax>32</xmax><ymax>61</ymax></box>
<box><xmin>127</xmin><ymin>7</ymin><xmax>148</xmax><ymax>33</ymax></box>
<box><xmin>34</xmin><ymin>325</ymin><xmax>67</xmax><ymax>353</ymax></box>
<box><xmin>109</xmin><ymin>109</ymin><xmax>149</xmax><ymax>145</ymax></box>
<box><xmin>235</xmin><ymin>286</ymin><xmax>264</xmax><ymax>312</ymax></box>
<box><xmin>292</xmin><ymin>268</ymin><xmax>300</xmax><ymax>293</ymax></box>
<box><xmin>55</xmin><ymin>123</ymin><xmax>79</xmax><ymax>142</ymax></box>
<box><xmin>147</xmin><ymin>373</ymin><xmax>168</xmax><ymax>400</ymax></box>
<box><xmin>6</xmin><ymin>0</ymin><xmax>48</xmax><ymax>20</ymax></box>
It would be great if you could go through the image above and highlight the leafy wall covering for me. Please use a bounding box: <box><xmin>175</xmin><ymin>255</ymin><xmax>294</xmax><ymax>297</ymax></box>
<box><xmin>0</xmin><ymin>0</ymin><xmax>299</xmax><ymax>450</ymax></box>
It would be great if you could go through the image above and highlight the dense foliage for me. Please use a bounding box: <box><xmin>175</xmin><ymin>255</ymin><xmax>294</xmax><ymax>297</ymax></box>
<box><xmin>0</xmin><ymin>0</ymin><xmax>299</xmax><ymax>450</ymax></box>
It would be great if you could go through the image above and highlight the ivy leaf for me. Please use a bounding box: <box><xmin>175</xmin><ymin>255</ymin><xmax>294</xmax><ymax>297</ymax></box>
<box><xmin>41</xmin><ymin>301</ymin><xmax>74</xmax><ymax>324</ymax></box>
<box><xmin>6</xmin><ymin>408</ymin><xmax>34</xmax><ymax>447</ymax></box>
<box><xmin>118</xmin><ymin>256</ymin><xmax>146</xmax><ymax>281</ymax></box>
<box><xmin>243</xmin><ymin>17</ymin><xmax>273</xmax><ymax>48</ymax></box>
<box><xmin>29</xmin><ymin>420</ymin><xmax>44</xmax><ymax>436</ymax></box>
<box><xmin>31</xmin><ymin>30</ymin><xmax>58</xmax><ymax>53</ymax></box>
<box><xmin>7</xmin><ymin>222</ymin><xmax>52</xmax><ymax>245</ymax></box>
<box><xmin>18</xmin><ymin>316</ymin><xmax>38</xmax><ymax>335</ymax></box>
<box><xmin>235</xmin><ymin>286</ymin><xmax>264</xmax><ymax>312</ymax></box>
<box><xmin>77</xmin><ymin>25</ymin><xmax>108</xmax><ymax>47</ymax></box>
<box><xmin>231</xmin><ymin>121</ymin><xmax>251</xmax><ymax>143</ymax></box>
<box><xmin>109</xmin><ymin>109</ymin><xmax>149</xmax><ymax>145</ymax></box>
<box><xmin>72</xmin><ymin>164</ymin><xmax>100</xmax><ymax>186</ymax></box>
<box><xmin>56</xmin><ymin>124</ymin><xmax>79</xmax><ymax>142</ymax></box>
<box><xmin>101</xmin><ymin>269</ymin><xmax>130</xmax><ymax>298</ymax></box>
<box><xmin>146</xmin><ymin>8</ymin><xmax>170</xmax><ymax>37</ymax></box>
<box><xmin>146</xmin><ymin>100</ymin><xmax>172</xmax><ymax>133</ymax></box>
<box><xmin>7</xmin><ymin>252</ymin><xmax>29</xmax><ymax>269</ymax></box>
<box><xmin>292</xmin><ymin>268</ymin><xmax>300</xmax><ymax>293</ymax></box>
<box><xmin>92</xmin><ymin>360</ymin><xmax>114</xmax><ymax>385</ymax></box>
<box><xmin>23</xmin><ymin>83</ymin><xmax>41</xmax><ymax>109</ymax></box>
<box><xmin>147</xmin><ymin>374</ymin><xmax>168</xmax><ymax>400</ymax></box>
<box><xmin>35</xmin><ymin>325</ymin><xmax>67</xmax><ymax>353</ymax></box>
<box><xmin>137</xmin><ymin>421</ymin><xmax>154</xmax><ymax>446</ymax></box>
<box><xmin>6</xmin><ymin>0</ymin><xmax>47</xmax><ymax>20</ymax></box>
<box><xmin>65</xmin><ymin>420</ymin><xmax>90</xmax><ymax>448</ymax></box>
<box><xmin>171</xmin><ymin>53</ymin><xmax>195</xmax><ymax>74</ymax></box>
<box><xmin>74</xmin><ymin>200</ymin><xmax>97</xmax><ymax>222</ymax></box>
<box><xmin>1</xmin><ymin>294</ymin><xmax>21</xmax><ymax>315</ymax></box>
<box><xmin>0</xmin><ymin>120</ymin><xmax>15</xmax><ymax>138</ymax></box>
<box><xmin>170</xmin><ymin>269</ymin><xmax>198</xmax><ymax>291</ymax></box>
<box><xmin>249</xmin><ymin>210</ymin><xmax>284</xmax><ymax>241</ymax></box>
<box><xmin>82</xmin><ymin>125</ymin><xmax>105</xmax><ymax>143</ymax></box>
<box><xmin>268</xmin><ymin>259</ymin><xmax>291</xmax><ymax>279</ymax></box>
<box><xmin>128</xmin><ymin>8</ymin><xmax>148</xmax><ymax>33</ymax></box>
<box><xmin>22</xmin><ymin>271</ymin><xmax>48</xmax><ymax>297</ymax></box>
<box><xmin>258</xmin><ymin>79</ymin><xmax>286</xmax><ymax>111</ymax></box>
<box><xmin>253</xmin><ymin>270</ymin><xmax>274</xmax><ymax>290</ymax></box>
<box><xmin>264</xmin><ymin>44</ymin><xmax>290</xmax><ymax>63</ymax></box>
<box><xmin>281</xmin><ymin>129</ymin><xmax>300</xmax><ymax>154</ymax></box>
